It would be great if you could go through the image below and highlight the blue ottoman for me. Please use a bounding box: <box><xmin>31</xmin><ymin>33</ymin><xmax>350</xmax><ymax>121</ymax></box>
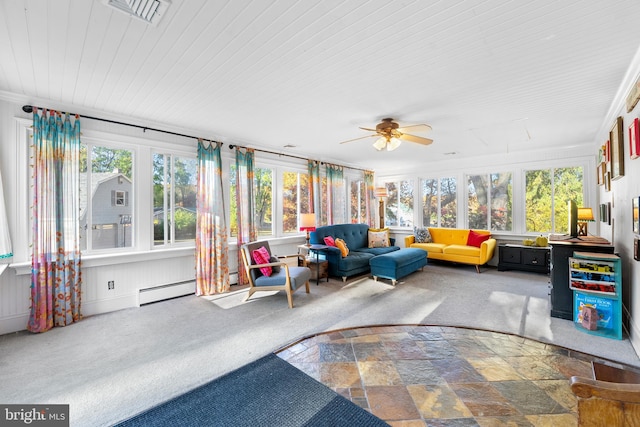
<box><xmin>369</xmin><ymin>248</ymin><xmax>427</xmax><ymax>285</ymax></box>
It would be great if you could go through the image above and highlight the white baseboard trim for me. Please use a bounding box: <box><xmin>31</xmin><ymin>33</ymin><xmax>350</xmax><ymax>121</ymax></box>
<box><xmin>138</xmin><ymin>281</ymin><xmax>195</xmax><ymax>305</ymax></box>
<box><xmin>0</xmin><ymin>313</ymin><xmax>29</xmax><ymax>335</ymax></box>
<box><xmin>82</xmin><ymin>294</ymin><xmax>139</xmax><ymax>316</ymax></box>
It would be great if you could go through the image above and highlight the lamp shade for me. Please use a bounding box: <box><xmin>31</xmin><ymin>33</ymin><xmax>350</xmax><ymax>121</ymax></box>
<box><xmin>299</xmin><ymin>213</ymin><xmax>316</xmax><ymax>231</ymax></box>
<box><xmin>577</xmin><ymin>207</ymin><xmax>594</xmax><ymax>221</ymax></box>
<box><xmin>374</xmin><ymin>187</ymin><xmax>388</xmax><ymax>199</ymax></box>
<box><xmin>386</xmin><ymin>137</ymin><xmax>402</xmax><ymax>151</ymax></box>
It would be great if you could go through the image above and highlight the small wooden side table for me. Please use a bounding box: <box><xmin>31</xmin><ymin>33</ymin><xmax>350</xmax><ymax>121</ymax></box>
<box><xmin>298</xmin><ymin>244</ymin><xmax>330</xmax><ymax>285</ymax></box>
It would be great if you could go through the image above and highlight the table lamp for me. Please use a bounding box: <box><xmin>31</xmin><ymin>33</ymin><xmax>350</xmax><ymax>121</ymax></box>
<box><xmin>300</xmin><ymin>213</ymin><xmax>316</xmax><ymax>247</ymax></box>
<box><xmin>577</xmin><ymin>207</ymin><xmax>594</xmax><ymax>236</ymax></box>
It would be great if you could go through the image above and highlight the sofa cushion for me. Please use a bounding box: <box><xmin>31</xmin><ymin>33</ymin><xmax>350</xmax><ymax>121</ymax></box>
<box><xmin>368</xmin><ymin>228</ymin><xmax>390</xmax><ymax>248</ymax></box>
<box><xmin>413</xmin><ymin>226</ymin><xmax>432</xmax><ymax>243</ymax></box>
<box><xmin>335</xmin><ymin>238</ymin><xmax>349</xmax><ymax>257</ymax></box>
<box><xmin>467</xmin><ymin>230</ymin><xmax>491</xmax><ymax>247</ymax></box>
<box><xmin>355</xmin><ymin>246</ymin><xmax>401</xmax><ymax>256</ymax></box>
<box><xmin>310</xmin><ymin>224</ymin><xmax>369</xmax><ymax>252</ymax></box>
<box><xmin>410</xmin><ymin>242</ymin><xmax>446</xmax><ymax>254</ymax></box>
<box><xmin>443</xmin><ymin>244</ymin><xmax>480</xmax><ymax>257</ymax></box>
<box><xmin>323</xmin><ymin>236</ymin><xmax>336</xmax><ymax>246</ymax></box>
<box><xmin>428</xmin><ymin>228</ymin><xmax>470</xmax><ymax>246</ymax></box>
<box><xmin>338</xmin><ymin>251</ymin><xmax>374</xmax><ymax>271</ymax></box>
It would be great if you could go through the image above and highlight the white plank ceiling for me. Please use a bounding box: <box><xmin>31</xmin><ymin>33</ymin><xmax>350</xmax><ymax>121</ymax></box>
<box><xmin>2</xmin><ymin>0</ymin><xmax>640</xmax><ymax>172</ymax></box>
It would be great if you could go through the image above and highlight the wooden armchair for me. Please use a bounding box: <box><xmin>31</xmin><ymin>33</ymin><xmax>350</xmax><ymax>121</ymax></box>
<box><xmin>571</xmin><ymin>362</ymin><xmax>640</xmax><ymax>426</ymax></box>
<box><xmin>239</xmin><ymin>241</ymin><xmax>311</xmax><ymax>308</ymax></box>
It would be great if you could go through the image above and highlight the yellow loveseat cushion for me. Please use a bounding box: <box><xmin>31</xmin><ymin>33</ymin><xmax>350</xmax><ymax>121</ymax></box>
<box><xmin>443</xmin><ymin>244</ymin><xmax>480</xmax><ymax>257</ymax></box>
<box><xmin>428</xmin><ymin>227</ymin><xmax>471</xmax><ymax>246</ymax></box>
<box><xmin>408</xmin><ymin>242</ymin><xmax>446</xmax><ymax>254</ymax></box>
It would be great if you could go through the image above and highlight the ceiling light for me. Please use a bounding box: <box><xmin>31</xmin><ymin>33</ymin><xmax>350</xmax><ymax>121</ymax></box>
<box><xmin>373</xmin><ymin>137</ymin><xmax>387</xmax><ymax>151</ymax></box>
<box><xmin>386</xmin><ymin>137</ymin><xmax>402</xmax><ymax>151</ymax></box>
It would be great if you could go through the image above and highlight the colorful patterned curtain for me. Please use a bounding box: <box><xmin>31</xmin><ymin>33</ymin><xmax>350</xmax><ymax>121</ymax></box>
<box><xmin>326</xmin><ymin>163</ymin><xmax>345</xmax><ymax>225</ymax></box>
<box><xmin>235</xmin><ymin>148</ymin><xmax>257</xmax><ymax>285</ymax></box>
<box><xmin>364</xmin><ymin>170</ymin><xmax>376</xmax><ymax>227</ymax></box>
<box><xmin>196</xmin><ymin>140</ymin><xmax>229</xmax><ymax>295</ymax></box>
<box><xmin>28</xmin><ymin>109</ymin><xmax>82</xmax><ymax>333</ymax></box>
<box><xmin>0</xmin><ymin>166</ymin><xmax>12</xmax><ymax>265</ymax></box>
<box><xmin>308</xmin><ymin>160</ymin><xmax>321</xmax><ymax>223</ymax></box>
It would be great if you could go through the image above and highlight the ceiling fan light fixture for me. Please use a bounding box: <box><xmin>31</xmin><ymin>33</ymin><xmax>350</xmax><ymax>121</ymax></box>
<box><xmin>387</xmin><ymin>137</ymin><xmax>402</xmax><ymax>151</ymax></box>
<box><xmin>373</xmin><ymin>137</ymin><xmax>387</xmax><ymax>151</ymax></box>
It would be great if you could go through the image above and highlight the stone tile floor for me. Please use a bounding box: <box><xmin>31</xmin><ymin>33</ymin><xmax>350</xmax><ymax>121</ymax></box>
<box><xmin>275</xmin><ymin>325</ymin><xmax>625</xmax><ymax>426</ymax></box>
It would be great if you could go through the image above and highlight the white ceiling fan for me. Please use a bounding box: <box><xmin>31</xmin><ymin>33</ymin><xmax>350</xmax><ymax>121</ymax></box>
<box><xmin>340</xmin><ymin>118</ymin><xmax>433</xmax><ymax>151</ymax></box>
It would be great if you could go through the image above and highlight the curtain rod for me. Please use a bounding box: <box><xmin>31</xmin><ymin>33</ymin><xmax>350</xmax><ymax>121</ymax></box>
<box><xmin>22</xmin><ymin>105</ymin><xmax>368</xmax><ymax>172</ymax></box>
<box><xmin>21</xmin><ymin>105</ymin><xmax>217</xmax><ymax>144</ymax></box>
<box><xmin>227</xmin><ymin>144</ymin><xmax>368</xmax><ymax>173</ymax></box>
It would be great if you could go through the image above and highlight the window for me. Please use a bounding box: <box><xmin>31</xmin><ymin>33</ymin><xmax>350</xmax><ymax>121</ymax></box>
<box><xmin>525</xmin><ymin>166</ymin><xmax>583</xmax><ymax>233</ymax></box>
<box><xmin>80</xmin><ymin>144</ymin><xmax>134</xmax><ymax>251</ymax></box>
<box><xmin>467</xmin><ymin>172</ymin><xmax>512</xmax><ymax>231</ymax></box>
<box><xmin>282</xmin><ymin>171</ymin><xmax>310</xmax><ymax>233</ymax></box>
<box><xmin>229</xmin><ymin>166</ymin><xmax>274</xmax><ymax>237</ymax></box>
<box><xmin>153</xmin><ymin>153</ymin><xmax>197</xmax><ymax>246</ymax></box>
<box><xmin>350</xmin><ymin>179</ymin><xmax>366</xmax><ymax>224</ymax></box>
<box><xmin>385</xmin><ymin>180</ymin><xmax>414</xmax><ymax>228</ymax></box>
<box><xmin>421</xmin><ymin>177</ymin><xmax>457</xmax><ymax>227</ymax></box>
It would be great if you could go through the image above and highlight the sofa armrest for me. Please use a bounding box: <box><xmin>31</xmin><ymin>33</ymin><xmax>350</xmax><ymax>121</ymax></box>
<box><xmin>479</xmin><ymin>238</ymin><xmax>497</xmax><ymax>264</ymax></box>
<box><xmin>404</xmin><ymin>235</ymin><xmax>415</xmax><ymax>247</ymax></box>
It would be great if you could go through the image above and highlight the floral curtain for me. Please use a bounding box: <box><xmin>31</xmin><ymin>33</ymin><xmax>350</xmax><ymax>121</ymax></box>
<box><xmin>308</xmin><ymin>160</ymin><xmax>321</xmax><ymax>223</ymax></box>
<box><xmin>28</xmin><ymin>109</ymin><xmax>82</xmax><ymax>333</ymax></box>
<box><xmin>326</xmin><ymin>163</ymin><xmax>345</xmax><ymax>224</ymax></box>
<box><xmin>196</xmin><ymin>140</ymin><xmax>229</xmax><ymax>295</ymax></box>
<box><xmin>235</xmin><ymin>148</ymin><xmax>257</xmax><ymax>285</ymax></box>
<box><xmin>364</xmin><ymin>170</ymin><xmax>376</xmax><ymax>227</ymax></box>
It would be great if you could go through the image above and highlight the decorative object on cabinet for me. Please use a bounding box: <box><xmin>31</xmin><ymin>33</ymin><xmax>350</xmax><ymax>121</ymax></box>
<box><xmin>610</xmin><ymin>116</ymin><xmax>624</xmax><ymax>180</ymax></box>
<box><xmin>569</xmin><ymin>252</ymin><xmax>622</xmax><ymax>340</ymax></box>
<box><xmin>630</xmin><ymin>117</ymin><xmax>640</xmax><ymax>159</ymax></box>
<box><xmin>548</xmin><ymin>240</ymin><xmax>614</xmax><ymax>320</ymax></box>
<box><xmin>577</xmin><ymin>207</ymin><xmax>595</xmax><ymax>236</ymax></box>
<box><xmin>633</xmin><ymin>197</ymin><xmax>639</xmax><ymax>234</ymax></box>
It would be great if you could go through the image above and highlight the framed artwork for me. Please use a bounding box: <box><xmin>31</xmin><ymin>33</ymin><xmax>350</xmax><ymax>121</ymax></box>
<box><xmin>596</xmin><ymin>162</ymin><xmax>606</xmax><ymax>185</ymax></box>
<box><xmin>610</xmin><ymin>116</ymin><xmax>624</xmax><ymax>180</ymax></box>
<box><xmin>600</xmin><ymin>204</ymin><xmax>607</xmax><ymax>223</ymax></box>
<box><xmin>630</xmin><ymin>118</ymin><xmax>640</xmax><ymax>159</ymax></box>
<box><xmin>604</xmin><ymin>171</ymin><xmax>611</xmax><ymax>192</ymax></box>
<box><xmin>633</xmin><ymin>197</ymin><xmax>639</xmax><ymax>235</ymax></box>
<box><xmin>605</xmin><ymin>139</ymin><xmax>611</xmax><ymax>163</ymax></box>
<box><xmin>607</xmin><ymin>202</ymin><xmax>612</xmax><ymax>226</ymax></box>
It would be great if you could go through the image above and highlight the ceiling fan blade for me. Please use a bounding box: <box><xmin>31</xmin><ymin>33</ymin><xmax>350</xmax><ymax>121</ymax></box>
<box><xmin>399</xmin><ymin>133</ymin><xmax>433</xmax><ymax>145</ymax></box>
<box><xmin>397</xmin><ymin>124</ymin><xmax>432</xmax><ymax>133</ymax></box>
<box><xmin>359</xmin><ymin>127</ymin><xmax>377</xmax><ymax>132</ymax></box>
<box><xmin>339</xmin><ymin>134</ymin><xmax>377</xmax><ymax>144</ymax></box>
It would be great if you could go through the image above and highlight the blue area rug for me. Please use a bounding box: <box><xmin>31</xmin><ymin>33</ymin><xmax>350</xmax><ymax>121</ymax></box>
<box><xmin>115</xmin><ymin>353</ymin><xmax>388</xmax><ymax>426</ymax></box>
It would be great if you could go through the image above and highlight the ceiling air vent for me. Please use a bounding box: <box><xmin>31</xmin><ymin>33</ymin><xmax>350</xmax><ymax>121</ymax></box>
<box><xmin>104</xmin><ymin>0</ymin><xmax>170</xmax><ymax>26</ymax></box>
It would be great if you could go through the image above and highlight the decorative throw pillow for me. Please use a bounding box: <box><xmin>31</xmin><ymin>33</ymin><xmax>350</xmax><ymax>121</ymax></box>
<box><xmin>269</xmin><ymin>256</ymin><xmax>281</xmax><ymax>274</ymax></box>
<box><xmin>467</xmin><ymin>230</ymin><xmax>490</xmax><ymax>248</ymax></box>
<box><xmin>368</xmin><ymin>228</ymin><xmax>390</xmax><ymax>248</ymax></box>
<box><xmin>413</xmin><ymin>226</ymin><xmax>432</xmax><ymax>243</ymax></box>
<box><xmin>251</xmin><ymin>246</ymin><xmax>272</xmax><ymax>276</ymax></box>
<box><xmin>323</xmin><ymin>236</ymin><xmax>336</xmax><ymax>246</ymax></box>
<box><xmin>335</xmin><ymin>238</ymin><xmax>349</xmax><ymax>257</ymax></box>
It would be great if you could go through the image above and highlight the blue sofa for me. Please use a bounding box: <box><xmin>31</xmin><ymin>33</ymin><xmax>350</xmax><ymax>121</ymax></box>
<box><xmin>309</xmin><ymin>223</ymin><xmax>400</xmax><ymax>281</ymax></box>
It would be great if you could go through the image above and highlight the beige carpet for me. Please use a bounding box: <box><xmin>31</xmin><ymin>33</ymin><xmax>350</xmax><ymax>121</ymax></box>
<box><xmin>0</xmin><ymin>263</ymin><xmax>637</xmax><ymax>426</ymax></box>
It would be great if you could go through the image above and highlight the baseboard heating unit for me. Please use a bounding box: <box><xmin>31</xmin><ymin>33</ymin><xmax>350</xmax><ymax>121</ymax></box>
<box><xmin>138</xmin><ymin>281</ymin><xmax>195</xmax><ymax>305</ymax></box>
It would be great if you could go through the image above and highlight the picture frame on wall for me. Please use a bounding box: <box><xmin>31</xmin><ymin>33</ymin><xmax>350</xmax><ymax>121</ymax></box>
<box><xmin>610</xmin><ymin>116</ymin><xmax>625</xmax><ymax>180</ymax></box>
<box><xmin>607</xmin><ymin>202</ymin><xmax>612</xmax><ymax>226</ymax></box>
<box><xmin>597</xmin><ymin>162</ymin><xmax>606</xmax><ymax>185</ymax></box>
<box><xmin>600</xmin><ymin>203</ymin><xmax>608</xmax><ymax>223</ymax></box>
<box><xmin>604</xmin><ymin>171</ymin><xmax>611</xmax><ymax>192</ymax></box>
<box><xmin>630</xmin><ymin>118</ymin><xmax>640</xmax><ymax>160</ymax></box>
<box><xmin>633</xmin><ymin>197</ymin><xmax>639</xmax><ymax>235</ymax></box>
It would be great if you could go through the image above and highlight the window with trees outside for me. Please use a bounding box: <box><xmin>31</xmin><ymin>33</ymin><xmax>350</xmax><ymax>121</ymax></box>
<box><xmin>525</xmin><ymin>166</ymin><xmax>583</xmax><ymax>233</ymax></box>
<box><xmin>467</xmin><ymin>172</ymin><xmax>512</xmax><ymax>231</ymax></box>
<box><xmin>282</xmin><ymin>171</ymin><xmax>310</xmax><ymax>233</ymax></box>
<box><xmin>385</xmin><ymin>180</ymin><xmax>414</xmax><ymax>228</ymax></box>
<box><xmin>229</xmin><ymin>166</ymin><xmax>274</xmax><ymax>237</ymax></box>
<box><xmin>153</xmin><ymin>153</ymin><xmax>197</xmax><ymax>246</ymax></box>
<box><xmin>421</xmin><ymin>177</ymin><xmax>457</xmax><ymax>228</ymax></box>
<box><xmin>80</xmin><ymin>144</ymin><xmax>134</xmax><ymax>251</ymax></box>
<box><xmin>350</xmin><ymin>179</ymin><xmax>366</xmax><ymax>224</ymax></box>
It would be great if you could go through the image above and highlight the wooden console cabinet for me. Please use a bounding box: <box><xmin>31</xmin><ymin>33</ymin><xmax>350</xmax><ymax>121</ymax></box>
<box><xmin>498</xmin><ymin>244</ymin><xmax>550</xmax><ymax>274</ymax></box>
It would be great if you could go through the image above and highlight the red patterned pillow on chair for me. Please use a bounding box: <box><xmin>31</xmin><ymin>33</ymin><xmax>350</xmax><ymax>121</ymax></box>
<box><xmin>251</xmin><ymin>246</ymin><xmax>273</xmax><ymax>276</ymax></box>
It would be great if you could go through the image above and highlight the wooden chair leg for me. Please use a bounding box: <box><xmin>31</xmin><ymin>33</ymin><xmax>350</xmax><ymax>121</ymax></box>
<box><xmin>286</xmin><ymin>289</ymin><xmax>294</xmax><ymax>308</ymax></box>
<box><xmin>305</xmin><ymin>280</ymin><xmax>310</xmax><ymax>293</ymax></box>
<box><xmin>475</xmin><ymin>265</ymin><xmax>480</xmax><ymax>274</ymax></box>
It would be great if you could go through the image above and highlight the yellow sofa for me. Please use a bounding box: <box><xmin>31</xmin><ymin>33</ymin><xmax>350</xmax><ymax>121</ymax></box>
<box><xmin>404</xmin><ymin>227</ymin><xmax>497</xmax><ymax>273</ymax></box>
